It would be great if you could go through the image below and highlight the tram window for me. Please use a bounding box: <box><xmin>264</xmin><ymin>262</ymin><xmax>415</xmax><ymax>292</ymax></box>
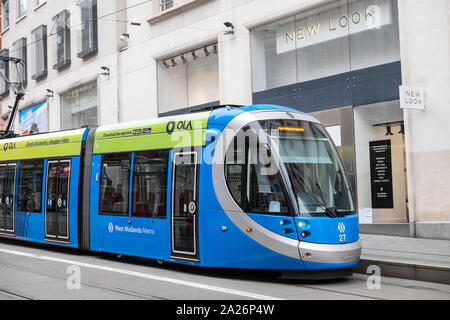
<box><xmin>225</xmin><ymin>129</ymin><xmax>290</xmax><ymax>216</ymax></box>
<box><xmin>131</xmin><ymin>150</ymin><xmax>169</xmax><ymax>219</ymax></box>
<box><xmin>99</xmin><ymin>153</ymin><xmax>131</xmax><ymax>216</ymax></box>
<box><xmin>17</xmin><ymin>159</ymin><xmax>44</xmax><ymax>213</ymax></box>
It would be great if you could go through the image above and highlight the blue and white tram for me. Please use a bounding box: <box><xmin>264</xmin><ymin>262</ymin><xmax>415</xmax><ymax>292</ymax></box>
<box><xmin>0</xmin><ymin>105</ymin><xmax>361</xmax><ymax>278</ymax></box>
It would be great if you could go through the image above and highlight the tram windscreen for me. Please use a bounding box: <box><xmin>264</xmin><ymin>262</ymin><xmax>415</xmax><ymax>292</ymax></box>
<box><xmin>261</xmin><ymin>120</ymin><xmax>355</xmax><ymax>217</ymax></box>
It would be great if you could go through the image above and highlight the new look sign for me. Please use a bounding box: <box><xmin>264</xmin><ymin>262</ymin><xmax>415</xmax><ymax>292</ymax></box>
<box><xmin>400</xmin><ymin>86</ymin><xmax>425</xmax><ymax>110</ymax></box>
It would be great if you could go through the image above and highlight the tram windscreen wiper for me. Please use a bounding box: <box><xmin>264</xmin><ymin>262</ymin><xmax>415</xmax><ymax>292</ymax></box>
<box><xmin>314</xmin><ymin>182</ymin><xmax>339</xmax><ymax>218</ymax></box>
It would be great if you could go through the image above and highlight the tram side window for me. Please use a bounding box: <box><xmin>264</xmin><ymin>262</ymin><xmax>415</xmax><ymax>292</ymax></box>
<box><xmin>99</xmin><ymin>153</ymin><xmax>131</xmax><ymax>216</ymax></box>
<box><xmin>17</xmin><ymin>159</ymin><xmax>44</xmax><ymax>213</ymax></box>
<box><xmin>131</xmin><ymin>150</ymin><xmax>169</xmax><ymax>219</ymax></box>
<box><xmin>225</xmin><ymin>131</ymin><xmax>290</xmax><ymax>216</ymax></box>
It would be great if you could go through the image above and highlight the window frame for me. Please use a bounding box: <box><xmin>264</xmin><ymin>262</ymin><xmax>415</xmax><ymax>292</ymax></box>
<box><xmin>98</xmin><ymin>152</ymin><xmax>132</xmax><ymax>217</ymax></box>
<box><xmin>11</xmin><ymin>37</ymin><xmax>27</xmax><ymax>87</ymax></box>
<box><xmin>17</xmin><ymin>0</ymin><xmax>27</xmax><ymax>19</ymax></box>
<box><xmin>224</xmin><ymin>126</ymin><xmax>294</xmax><ymax>217</ymax></box>
<box><xmin>17</xmin><ymin>159</ymin><xmax>45</xmax><ymax>213</ymax></box>
<box><xmin>52</xmin><ymin>9</ymin><xmax>71</xmax><ymax>70</ymax></box>
<box><xmin>160</xmin><ymin>0</ymin><xmax>174</xmax><ymax>12</ymax></box>
<box><xmin>131</xmin><ymin>149</ymin><xmax>169</xmax><ymax>219</ymax></box>
<box><xmin>1</xmin><ymin>0</ymin><xmax>10</xmax><ymax>30</ymax></box>
<box><xmin>77</xmin><ymin>0</ymin><xmax>98</xmax><ymax>58</ymax></box>
<box><xmin>31</xmin><ymin>24</ymin><xmax>48</xmax><ymax>81</ymax></box>
<box><xmin>0</xmin><ymin>48</ymin><xmax>10</xmax><ymax>96</ymax></box>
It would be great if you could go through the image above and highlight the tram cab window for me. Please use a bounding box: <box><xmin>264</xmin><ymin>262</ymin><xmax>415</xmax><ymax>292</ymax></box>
<box><xmin>17</xmin><ymin>159</ymin><xmax>44</xmax><ymax>213</ymax></box>
<box><xmin>99</xmin><ymin>153</ymin><xmax>131</xmax><ymax>216</ymax></box>
<box><xmin>225</xmin><ymin>128</ymin><xmax>290</xmax><ymax>216</ymax></box>
<box><xmin>131</xmin><ymin>150</ymin><xmax>169</xmax><ymax>219</ymax></box>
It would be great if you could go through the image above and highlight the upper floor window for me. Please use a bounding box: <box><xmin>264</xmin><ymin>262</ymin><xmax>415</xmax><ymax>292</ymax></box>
<box><xmin>0</xmin><ymin>49</ymin><xmax>10</xmax><ymax>96</ymax></box>
<box><xmin>77</xmin><ymin>0</ymin><xmax>98</xmax><ymax>58</ymax></box>
<box><xmin>52</xmin><ymin>10</ymin><xmax>71</xmax><ymax>70</ymax></box>
<box><xmin>160</xmin><ymin>0</ymin><xmax>173</xmax><ymax>12</ymax></box>
<box><xmin>31</xmin><ymin>25</ymin><xmax>47</xmax><ymax>80</ymax></box>
<box><xmin>1</xmin><ymin>0</ymin><xmax>10</xmax><ymax>29</ymax></box>
<box><xmin>17</xmin><ymin>0</ymin><xmax>26</xmax><ymax>18</ymax></box>
<box><xmin>35</xmin><ymin>0</ymin><xmax>46</xmax><ymax>7</ymax></box>
<box><xmin>11</xmin><ymin>37</ymin><xmax>27</xmax><ymax>87</ymax></box>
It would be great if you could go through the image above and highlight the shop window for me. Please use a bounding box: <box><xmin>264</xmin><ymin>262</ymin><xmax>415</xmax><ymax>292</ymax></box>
<box><xmin>0</xmin><ymin>49</ymin><xmax>10</xmax><ymax>96</ymax></box>
<box><xmin>131</xmin><ymin>150</ymin><xmax>169</xmax><ymax>218</ymax></box>
<box><xmin>250</xmin><ymin>0</ymin><xmax>400</xmax><ymax>100</ymax></box>
<box><xmin>31</xmin><ymin>25</ymin><xmax>48</xmax><ymax>81</ymax></box>
<box><xmin>77</xmin><ymin>0</ymin><xmax>98</xmax><ymax>58</ymax></box>
<box><xmin>11</xmin><ymin>37</ymin><xmax>27</xmax><ymax>87</ymax></box>
<box><xmin>99</xmin><ymin>153</ymin><xmax>132</xmax><ymax>216</ymax></box>
<box><xmin>17</xmin><ymin>159</ymin><xmax>44</xmax><ymax>213</ymax></box>
<box><xmin>347</xmin><ymin>0</ymin><xmax>400</xmax><ymax>71</ymax></box>
<box><xmin>61</xmin><ymin>82</ymin><xmax>98</xmax><ymax>130</ymax></box>
<box><xmin>1</xmin><ymin>0</ymin><xmax>9</xmax><ymax>30</ymax></box>
<box><xmin>52</xmin><ymin>10</ymin><xmax>71</xmax><ymax>70</ymax></box>
<box><xmin>158</xmin><ymin>43</ymin><xmax>219</xmax><ymax>115</ymax></box>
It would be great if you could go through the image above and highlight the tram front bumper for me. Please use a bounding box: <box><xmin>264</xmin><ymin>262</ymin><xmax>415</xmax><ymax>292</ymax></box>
<box><xmin>298</xmin><ymin>238</ymin><xmax>362</xmax><ymax>265</ymax></box>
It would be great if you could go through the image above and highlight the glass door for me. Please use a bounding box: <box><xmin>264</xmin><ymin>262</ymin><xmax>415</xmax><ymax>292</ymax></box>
<box><xmin>0</xmin><ymin>164</ymin><xmax>16</xmax><ymax>233</ymax></box>
<box><xmin>171</xmin><ymin>151</ymin><xmax>199</xmax><ymax>258</ymax></box>
<box><xmin>46</xmin><ymin>160</ymin><xmax>71</xmax><ymax>240</ymax></box>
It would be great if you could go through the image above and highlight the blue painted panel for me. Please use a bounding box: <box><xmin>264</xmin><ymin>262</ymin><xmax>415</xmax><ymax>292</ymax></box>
<box><xmin>89</xmin><ymin>153</ymin><xmax>172</xmax><ymax>261</ymax></box>
<box><xmin>247</xmin><ymin>213</ymin><xmax>299</xmax><ymax>241</ymax></box>
<box><xmin>10</xmin><ymin>157</ymin><xmax>81</xmax><ymax>249</ymax></box>
<box><xmin>253</xmin><ymin>61</ymin><xmax>402</xmax><ymax>112</ymax></box>
<box><xmin>294</xmin><ymin>214</ymin><xmax>359</xmax><ymax>244</ymax></box>
<box><xmin>202</xmin><ymin>209</ymin><xmax>304</xmax><ymax>270</ymax></box>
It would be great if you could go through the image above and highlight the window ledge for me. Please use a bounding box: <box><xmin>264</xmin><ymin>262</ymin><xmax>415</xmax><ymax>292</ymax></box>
<box><xmin>15</xmin><ymin>14</ymin><xmax>27</xmax><ymax>24</ymax></box>
<box><xmin>147</xmin><ymin>0</ymin><xmax>211</xmax><ymax>25</ymax></box>
<box><xmin>33</xmin><ymin>1</ymin><xmax>48</xmax><ymax>11</ymax></box>
<box><xmin>1</xmin><ymin>26</ymin><xmax>10</xmax><ymax>36</ymax></box>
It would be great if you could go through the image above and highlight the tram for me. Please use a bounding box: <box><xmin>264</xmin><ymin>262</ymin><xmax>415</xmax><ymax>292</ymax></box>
<box><xmin>0</xmin><ymin>105</ymin><xmax>361</xmax><ymax>278</ymax></box>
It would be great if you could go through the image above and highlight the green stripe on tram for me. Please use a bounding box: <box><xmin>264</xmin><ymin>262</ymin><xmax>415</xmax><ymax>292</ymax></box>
<box><xmin>0</xmin><ymin>129</ymin><xmax>86</xmax><ymax>161</ymax></box>
<box><xmin>93</xmin><ymin>111</ymin><xmax>211</xmax><ymax>154</ymax></box>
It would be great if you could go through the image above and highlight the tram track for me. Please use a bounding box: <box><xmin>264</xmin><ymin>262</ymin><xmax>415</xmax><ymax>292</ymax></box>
<box><xmin>0</xmin><ymin>259</ymin><xmax>167</xmax><ymax>300</ymax></box>
<box><xmin>0</xmin><ymin>288</ymin><xmax>33</xmax><ymax>300</ymax></box>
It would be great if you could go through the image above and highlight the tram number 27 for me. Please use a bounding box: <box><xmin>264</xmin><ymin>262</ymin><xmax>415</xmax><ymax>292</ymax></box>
<box><xmin>339</xmin><ymin>234</ymin><xmax>347</xmax><ymax>242</ymax></box>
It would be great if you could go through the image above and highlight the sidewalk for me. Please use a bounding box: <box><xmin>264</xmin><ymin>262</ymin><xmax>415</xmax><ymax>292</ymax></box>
<box><xmin>353</xmin><ymin>234</ymin><xmax>450</xmax><ymax>285</ymax></box>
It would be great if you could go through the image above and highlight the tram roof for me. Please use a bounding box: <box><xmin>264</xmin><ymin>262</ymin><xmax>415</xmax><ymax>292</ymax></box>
<box><xmin>93</xmin><ymin>111</ymin><xmax>211</xmax><ymax>154</ymax></box>
<box><xmin>0</xmin><ymin>128</ymin><xmax>87</xmax><ymax>161</ymax></box>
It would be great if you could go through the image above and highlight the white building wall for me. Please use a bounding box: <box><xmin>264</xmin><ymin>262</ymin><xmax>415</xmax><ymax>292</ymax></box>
<box><xmin>1</xmin><ymin>0</ymin><xmax>124</xmax><ymax>131</ymax></box>
<box><xmin>398</xmin><ymin>0</ymin><xmax>450</xmax><ymax>233</ymax></box>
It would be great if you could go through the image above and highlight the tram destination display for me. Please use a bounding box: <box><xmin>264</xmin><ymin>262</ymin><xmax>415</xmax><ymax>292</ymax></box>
<box><xmin>369</xmin><ymin>139</ymin><xmax>394</xmax><ymax>209</ymax></box>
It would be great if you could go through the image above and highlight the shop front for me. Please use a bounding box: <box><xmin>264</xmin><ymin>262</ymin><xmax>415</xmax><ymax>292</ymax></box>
<box><xmin>157</xmin><ymin>43</ymin><xmax>219</xmax><ymax>116</ymax></box>
<box><xmin>61</xmin><ymin>81</ymin><xmax>98</xmax><ymax>130</ymax></box>
<box><xmin>250</xmin><ymin>0</ymin><xmax>407</xmax><ymax>235</ymax></box>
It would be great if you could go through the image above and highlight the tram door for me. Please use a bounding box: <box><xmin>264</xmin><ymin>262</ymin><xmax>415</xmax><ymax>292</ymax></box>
<box><xmin>0</xmin><ymin>164</ymin><xmax>16</xmax><ymax>233</ymax></box>
<box><xmin>171</xmin><ymin>151</ymin><xmax>199</xmax><ymax>259</ymax></box>
<box><xmin>45</xmin><ymin>160</ymin><xmax>71</xmax><ymax>241</ymax></box>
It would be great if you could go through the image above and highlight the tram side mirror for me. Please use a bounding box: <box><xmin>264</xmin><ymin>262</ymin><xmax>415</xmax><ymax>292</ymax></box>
<box><xmin>269</xmin><ymin>201</ymin><xmax>281</xmax><ymax>213</ymax></box>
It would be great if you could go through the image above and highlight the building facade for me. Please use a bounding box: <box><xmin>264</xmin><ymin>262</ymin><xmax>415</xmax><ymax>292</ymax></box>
<box><xmin>0</xmin><ymin>0</ymin><xmax>449</xmax><ymax>239</ymax></box>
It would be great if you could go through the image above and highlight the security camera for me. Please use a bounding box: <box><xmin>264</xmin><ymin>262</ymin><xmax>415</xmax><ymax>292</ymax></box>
<box><xmin>223</xmin><ymin>22</ymin><xmax>234</xmax><ymax>35</ymax></box>
<box><xmin>100</xmin><ymin>66</ymin><xmax>110</xmax><ymax>76</ymax></box>
<box><xmin>120</xmin><ymin>33</ymin><xmax>130</xmax><ymax>42</ymax></box>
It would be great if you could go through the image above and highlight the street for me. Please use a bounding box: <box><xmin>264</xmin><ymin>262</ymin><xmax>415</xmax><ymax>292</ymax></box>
<box><xmin>0</xmin><ymin>238</ymin><xmax>449</xmax><ymax>301</ymax></box>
